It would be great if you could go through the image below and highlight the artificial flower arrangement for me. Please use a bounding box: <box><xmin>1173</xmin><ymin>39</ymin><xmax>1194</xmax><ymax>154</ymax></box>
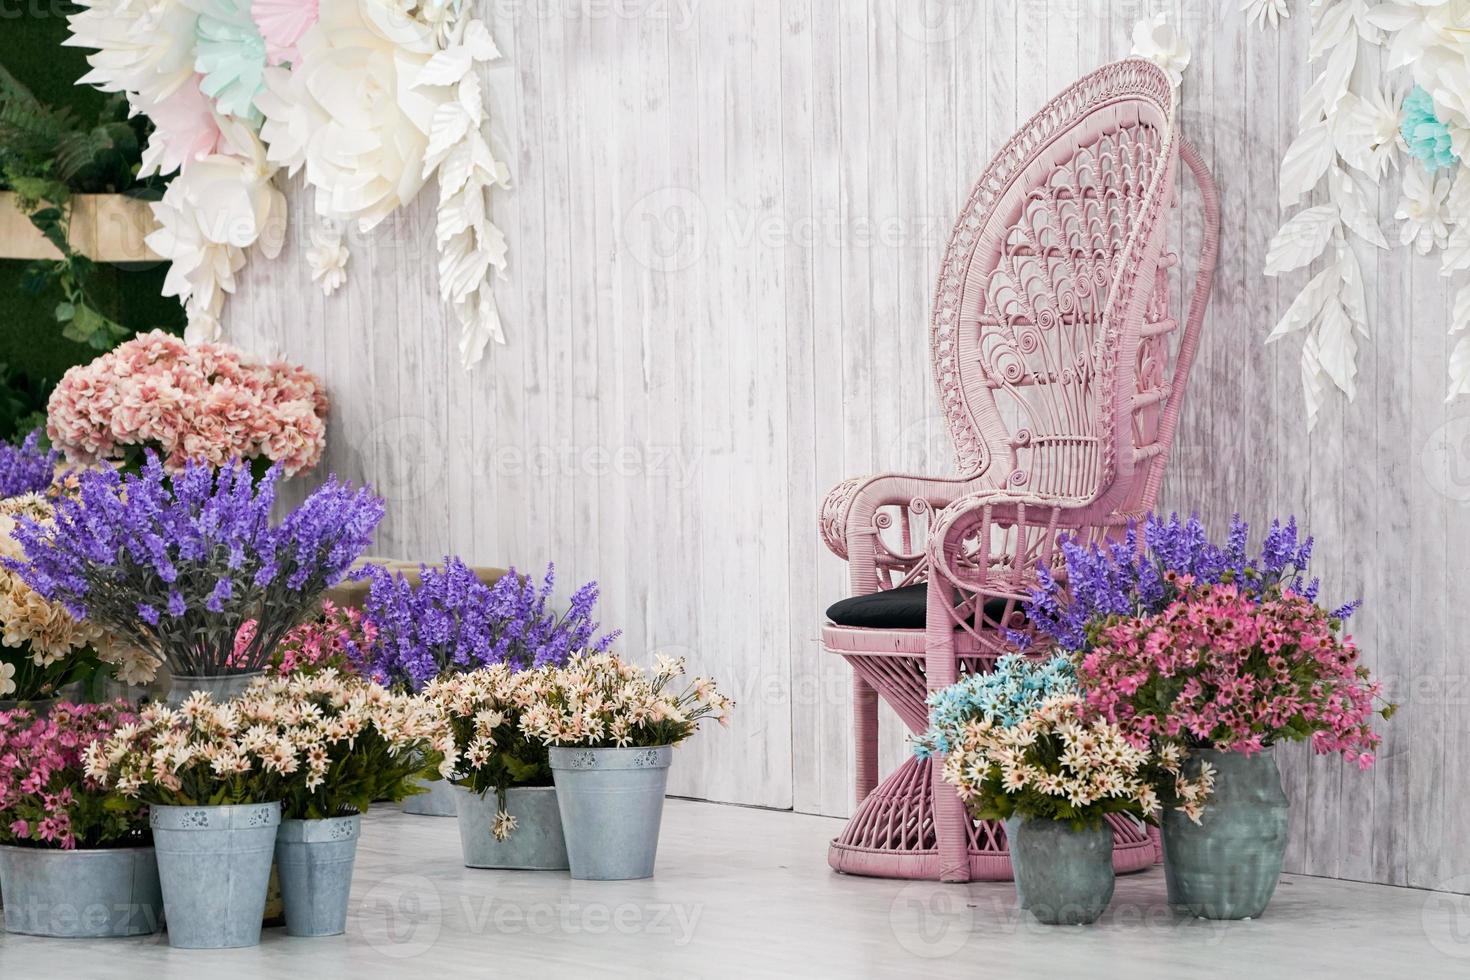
<box><xmin>425</xmin><ymin>664</ymin><xmax>553</xmax><ymax>841</ymax></box>
<box><xmin>0</xmin><ymin>494</ymin><xmax>110</xmax><ymax>701</ymax></box>
<box><xmin>0</xmin><ymin>431</ymin><xmax>59</xmax><ymax>500</ymax></box>
<box><xmin>914</xmin><ymin>652</ymin><xmax>1078</xmax><ymax>760</ymax></box>
<box><xmin>520</xmin><ymin>653</ymin><xmax>734</xmax><ymax>750</ymax></box>
<box><xmin>0</xmin><ymin>701</ymin><xmax>147</xmax><ymax>850</ymax></box>
<box><xmin>46</xmin><ymin>330</ymin><xmax>328</xmax><ymax>477</ymax></box>
<box><xmin>1024</xmin><ymin>513</ymin><xmax>1393</xmax><ymax>766</ymax></box>
<box><xmin>229</xmin><ymin>599</ymin><xmax>375</xmax><ymax>677</ymax></box>
<box><xmin>353</xmin><ymin>559</ymin><xmax>618</xmax><ymax>691</ymax></box>
<box><xmin>65</xmin><ymin>0</ymin><xmax>510</xmax><ymax>365</ymax></box>
<box><xmin>6</xmin><ymin>454</ymin><xmax>384</xmax><ymax>682</ymax></box>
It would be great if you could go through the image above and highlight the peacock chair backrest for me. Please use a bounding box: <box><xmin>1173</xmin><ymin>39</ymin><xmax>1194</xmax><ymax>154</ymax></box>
<box><xmin>929</xmin><ymin>59</ymin><xmax>1183</xmax><ymax>524</ymax></box>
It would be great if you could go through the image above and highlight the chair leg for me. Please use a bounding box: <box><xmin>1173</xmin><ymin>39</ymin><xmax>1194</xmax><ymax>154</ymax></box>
<box><xmin>925</xmin><ymin>575</ymin><xmax>972</xmax><ymax>883</ymax></box>
<box><xmin>853</xmin><ymin>674</ymin><xmax>879</xmax><ymax>804</ymax></box>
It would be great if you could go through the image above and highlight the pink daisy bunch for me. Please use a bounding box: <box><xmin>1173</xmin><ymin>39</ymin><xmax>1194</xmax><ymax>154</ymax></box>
<box><xmin>0</xmin><ymin>701</ymin><xmax>146</xmax><ymax>850</ymax></box>
<box><xmin>46</xmin><ymin>330</ymin><xmax>328</xmax><ymax>476</ymax></box>
<box><xmin>230</xmin><ymin>600</ymin><xmax>376</xmax><ymax>676</ymax></box>
<box><xmin>1079</xmin><ymin>582</ymin><xmax>1391</xmax><ymax>771</ymax></box>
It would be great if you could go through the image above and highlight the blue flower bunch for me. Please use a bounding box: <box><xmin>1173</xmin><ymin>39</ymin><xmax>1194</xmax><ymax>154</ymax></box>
<box><xmin>1402</xmin><ymin>86</ymin><xmax>1460</xmax><ymax>172</ymax></box>
<box><xmin>1021</xmin><ymin>512</ymin><xmax>1336</xmax><ymax>654</ymax></box>
<box><xmin>6</xmin><ymin>452</ymin><xmax>385</xmax><ymax>677</ymax></box>
<box><xmin>354</xmin><ymin>559</ymin><xmax>620</xmax><ymax>692</ymax></box>
<box><xmin>0</xmin><ymin>431</ymin><xmax>58</xmax><ymax>499</ymax></box>
<box><xmin>913</xmin><ymin>653</ymin><xmax>1078</xmax><ymax>759</ymax></box>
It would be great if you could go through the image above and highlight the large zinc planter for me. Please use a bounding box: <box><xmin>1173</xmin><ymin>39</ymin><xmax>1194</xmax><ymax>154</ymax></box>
<box><xmin>1007</xmin><ymin>817</ymin><xmax>1115</xmax><ymax>925</ymax></box>
<box><xmin>402</xmin><ymin>776</ymin><xmax>460</xmax><ymax>817</ymax></box>
<box><xmin>1162</xmin><ymin>748</ymin><xmax>1289</xmax><ymax>920</ymax></box>
<box><xmin>0</xmin><ymin>845</ymin><xmax>163</xmax><ymax>938</ymax></box>
<box><xmin>165</xmin><ymin>671</ymin><xmax>263</xmax><ymax>706</ymax></box>
<box><xmin>150</xmin><ymin>802</ymin><xmax>281</xmax><ymax>948</ymax></box>
<box><xmin>456</xmin><ymin>786</ymin><xmax>569</xmax><ymax>870</ymax></box>
<box><xmin>549</xmin><ymin>745</ymin><xmax>671</xmax><ymax>880</ymax></box>
<box><xmin>275</xmin><ymin>815</ymin><xmax>360</xmax><ymax>937</ymax></box>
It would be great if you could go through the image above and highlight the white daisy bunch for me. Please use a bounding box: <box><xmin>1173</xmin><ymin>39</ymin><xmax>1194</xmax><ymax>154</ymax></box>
<box><xmin>84</xmin><ymin>669</ymin><xmax>453</xmax><ymax>817</ymax></box>
<box><xmin>519</xmin><ymin>653</ymin><xmax>734</xmax><ymax>751</ymax></box>
<box><xmin>939</xmin><ymin>695</ymin><xmax>1216</xmax><ymax>829</ymax></box>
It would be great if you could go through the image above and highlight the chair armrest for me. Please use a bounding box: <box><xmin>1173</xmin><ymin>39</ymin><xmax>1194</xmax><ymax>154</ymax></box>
<box><xmin>819</xmin><ymin>471</ymin><xmax>990</xmax><ymax>561</ymax></box>
<box><xmin>925</xmin><ymin>490</ymin><xmax>1088</xmax><ymax>601</ymax></box>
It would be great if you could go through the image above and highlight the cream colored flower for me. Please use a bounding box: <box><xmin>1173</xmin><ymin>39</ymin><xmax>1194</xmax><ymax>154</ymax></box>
<box><xmin>0</xmin><ymin>660</ymin><xmax>15</xmax><ymax>697</ymax></box>
<box><xmin>1398</xmin><ymin>164</ymin><xmax>1454</xmax><ymax>254</ymax></box>
<box><xmin>1131</xmin><ymin>13</ymin><xmax>1191</xmax><ymax>89</ymax></box>
<box><xmin>1241</xmin><ymin>0</ymin><xmax>1290</xmax><ymax>30</ymax></box>
<box><xmin>65</xmin><ymin>0</ymin><xmax>198</xmax><ymax>106</ymax></box>
<box><xmin>257</xmin><ymin>0</ymin><xmax>449</xmax><ymax>231</ymax></box>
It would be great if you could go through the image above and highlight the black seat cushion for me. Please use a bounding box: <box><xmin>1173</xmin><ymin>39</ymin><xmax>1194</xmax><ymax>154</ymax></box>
<box><xmin>825</xmin><ymin>583</ymin><xmax>1020</xmax><ymax>629</ymax></box>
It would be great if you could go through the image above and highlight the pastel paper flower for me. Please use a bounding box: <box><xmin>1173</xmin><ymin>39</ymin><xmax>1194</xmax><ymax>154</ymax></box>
<box><xmin>65</xmin><ymin>0</ymin><xmax>198</xmax><ymax>106</ymax></box>
<box><xmin>1397</xmin><ymin>163</ymin><xmax>1453</xmax><ymax>254</ymax></box>
<box><xmin>250</xmin><ymin>0</ymin><xmax>317</xmax><ymax>65</ymax></box>
<box><xmin>1130</xmin><ymin>13</ymin><xmax>1191</xmax><ymax>89</ymax></box>
<box><xmin>304</xmin><ymin>222</ymin><xmax>349</xmax><ymax>295</ymax></box>
<box><xmin>1402</xmin><ymin>85</ymin><xmax>1461</xmax><ymax>172</ymax></box>
<box><xmin>138</xmin><ymin>75</ymin><xmax>225</xmax><ymax>177</ymax></box>
<box><xmin>190</xmin><ymin>0</ymin><xmax>270</xmax><ymax>123</ymax></box>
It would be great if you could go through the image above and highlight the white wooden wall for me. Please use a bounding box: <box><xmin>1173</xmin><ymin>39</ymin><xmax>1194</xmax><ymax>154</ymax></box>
<box><xmin>230</xmin><ymin>1</ymin><xmax>1465</xmax><ymax>891</ymax></box>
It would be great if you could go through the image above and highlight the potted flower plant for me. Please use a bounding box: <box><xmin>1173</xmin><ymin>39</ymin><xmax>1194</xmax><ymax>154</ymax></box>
<box><xmin>426</xmin><ymin>665</ymin><xmax>570</xmax><ymax>871</ymax></box>
<box><xmin>45</xmin><ymin>331</ymin><xmax>328</xmax><ymax>480</ymax></box>
<box><xmin>353</xmin><ymin>559</ymin><xmax>615</xmax><ymax>816</ymax></box>
<box><xmin>939</xmin><ymin>695</ymin><xmax>1214</xmax><ymax>925</ymax></box>
<box><xmin>522</xmin><ymin>653</ymin><xmax>733</xmax><ymax>881</ymax></box>
<box><xmin>0</xmin><ymin>701</ymin><xmax>162</xmax><ymax>938</ymax></box>
<box><xmin>251</xmin><ymin>671</ymin><xmax>451</xmax><ymax>937</ymax></box>
<box><xmin>7</xmin><ymin>454</ymin><xmax>384</xmax><ymax>704</ymax></box>
<box><xmin>1027</xmin><ymin>514</ymin><xmax>1393</xmax><ymax>919</ymax></box>
<box><xmin>230</xmin><ymin>599</ymin><xmax>376</xmax><ymax>677</ymax></box>
<box><xmin>82</xmin><ymin>692</ymin><xmax>304</xmax><ymax>948</ymax></box>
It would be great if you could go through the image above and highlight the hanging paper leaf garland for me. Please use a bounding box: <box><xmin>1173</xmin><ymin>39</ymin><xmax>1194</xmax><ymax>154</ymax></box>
<box><xmin>64</xmin><ymin>0</ymin><xmax>509</xmax><ymax>366</ymax></box>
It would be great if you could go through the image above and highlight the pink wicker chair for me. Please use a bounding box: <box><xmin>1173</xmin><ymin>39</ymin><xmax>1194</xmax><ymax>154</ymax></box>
<box><xmin>818</xmin><ymin>59</ymin><xmax>1219</xmax><ymax>883</ymax></box>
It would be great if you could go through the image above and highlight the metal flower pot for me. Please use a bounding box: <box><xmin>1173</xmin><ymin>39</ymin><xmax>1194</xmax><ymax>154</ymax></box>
<box><xmin>1008</xmin><ymin>816</ymin><xmax>1115</xmax><ymax>925</ymax></box>
<box><xmin>456</xmin><ymin>785</ymin><xmax>569</xmax><ymax>870</ymax></box>
<box><xmin>150</xmin><ymin>802</ymin><xmax>281</xmax><ymax>948</ymax></box>
<box><xmin>275</xmin><ymin>815</ymin><xmax>360</xmax><ymax>937</ymax></box>
<box><xmin>1002</xmin><ymin>815</ymin><xmax>1029</xmax><ymax>909</ymax></box>
<box><xmin>0</xmin><ymin>697</ymin><xmax>58</xmax><ymax>716</ymax></box>
<box><xmin>0</xmin><ymin>845</ymin><xmax>163</xmax><ymax>938</ymax></box>
<box><xmin>165</xmin><ymin>671</ymin><xmax>263</xmax><ymax>706</ymax></box>
<box><xmin>1162</xmin><ymin>748</ymin><xmax>1289</xmax><ymax>920</ymax></box>
<box><xmin>402</xmin><ymin>776</ymin><xmax>461</xmax><ymax>816</ymax></box>
<box><xmin>549</xmin><ymin>745</ymin><xmax>671</xmax><ymax>881</ymax></box>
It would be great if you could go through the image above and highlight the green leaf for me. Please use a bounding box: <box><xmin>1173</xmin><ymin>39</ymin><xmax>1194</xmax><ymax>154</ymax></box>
<box><xmin>54</xmin><ymin>301</ymin><xmax>75</xmax><ymax>322</ymax></box>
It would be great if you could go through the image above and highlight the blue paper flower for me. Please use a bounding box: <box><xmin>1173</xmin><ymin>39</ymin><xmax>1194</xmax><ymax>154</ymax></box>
<box><xmin>194</xmin><ymin>0</ymin><xmax>269</xmax><ymax>124</ymax></box>
<box><xmin>1401</xmin><ymin>86</ymin><xmax>1460</xmax><ymax>172</ymax></box>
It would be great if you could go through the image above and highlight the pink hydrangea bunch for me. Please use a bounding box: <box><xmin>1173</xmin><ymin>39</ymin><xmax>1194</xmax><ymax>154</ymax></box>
<box><xmin>229</xmin><ymin>600</ymin><xmax>376</xmax><ymax>676</ymax></box>
<box><xmin>46</xmin><ymin>330</ymin><xmax>329</xmax><ymax>476</ymax></box>
<box><xmin>0</xmin><ymin>701</ymin><xmax>146</xmax><ymax>850</ymax></box>
<box><xmin>1079</xmin><ymin>582</ymin><xmax>1390</xmax><ymax>770</ymax></box>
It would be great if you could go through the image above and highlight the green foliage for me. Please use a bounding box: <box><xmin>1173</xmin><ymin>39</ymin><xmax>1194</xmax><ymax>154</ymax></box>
<box><xmin>0</xmin><ymin>63</ymin><xmax>161</xmax><ymax>350</ymax></box>
<box><xmin>0</xmin><ymin>362</ymin><xmax>50</xmax><ymax>440</ymax></box>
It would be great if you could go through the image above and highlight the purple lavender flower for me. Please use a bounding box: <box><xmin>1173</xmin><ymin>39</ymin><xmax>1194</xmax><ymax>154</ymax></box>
<box><xmin>354</xmin><ymin>558</ymin><xmax>620</xmax><ymax>691</ymax></box>
<box><xmin>1021</xmin><ymin>512</ymin><xmax>1349</xmax><ymax>653</ymax></box>
<box><xmin>0</xmin><ymin>431</ymin><xmax>58</xmax><ymax>499</ymax></box>
<box><xmin>6</xmin><ymin>452</ymin><xmax>385</xmax><ymax>677</ymax></box>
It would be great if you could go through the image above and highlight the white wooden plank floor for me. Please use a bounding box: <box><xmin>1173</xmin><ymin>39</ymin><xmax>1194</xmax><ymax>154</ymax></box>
<box><xmin>3</xmin><ymin>800</ymin><xmax>1467</xmax><ymax>978</ymax></box>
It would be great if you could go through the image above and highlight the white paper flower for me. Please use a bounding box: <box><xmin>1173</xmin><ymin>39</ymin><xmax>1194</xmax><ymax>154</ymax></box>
<box><xmin>1242</xmin><ymin>0</ymin><xmax>1290</xmax><ymax>30</ymax></box>
<box><xmin>257</xmin><ymin>0</ymin><xmax>449</xmax><ymax>230</ymax></box>
<box><xmin>1397</xmin><ymin>164</ymin><xmax>1454</xmax><ymax>254</ymax></box>
<box><xmin>1131</xmin><ymin>14</ymin><xmax>1191</xmax><ymax>89</ymax></box>
<box><xmin>147</xmin><ymin>126</ymin><xmax>286</xmax><ymax>341</ymax></box>
<box><xmin>65</xmin><ymin>0</ymin><xmax>199</xmax><ymax>105</ymax></box>
<box><xmin>1335</xmin><ymin>86</ymin><xmax>1405</xmax><ymax>181</ymax></box>
<box><xmin>305</xmin><ymin>222</ymin><xmax>349</xmax><ymax>295</ymax></box>
<box><xmin>137</xmin><ymin>74</ymin><xmax>224</xmax><ymax>177</ymax></box>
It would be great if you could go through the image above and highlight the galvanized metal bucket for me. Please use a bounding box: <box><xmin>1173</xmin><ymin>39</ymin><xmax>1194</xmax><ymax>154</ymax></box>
<box><xmin>165</xmin><ymin>672</ymin><xmax>263</xmax><ymax>706</ymax></box>
<box><xmin>549</xmin><ymin>745</ymin><xmax>671</xmax><ymax>880</ymax></box>
<box><xmin>1002</xmin><ymin>815</ymin><xmax>1029</xmax><ymax>909</ymax></box>
<box><xmin>150</xmin><ymin>802</ymin><xmax>281</xmax><ymax>948</ymax></box>
<box><xmin>275</xmin><ymin>815</ymin><xmax>361</xmax><ymax>937</ymax></box>
<box><xmin>456</xmin><ymin>785</ymin><xmax>569</xmax><ymax>870</ymax></box>
<box><xmin>402</xmin><ymin>776</ymin><xmax>461</xmax><ymax>817</ymax></box>
<box><xmin>0</xmin><ymin>845</ymin><xmax>163</xmax><ymax>938</ymax></box>
<box><xmin>1162</xmin><ymin>748</ymin><xmax>1289</xmax><ymax>920</ymax></box>
<box><xmin>1008</xmin><ymin>816</ymin><xmax>1115</xmax><ymax>925</ymax></box>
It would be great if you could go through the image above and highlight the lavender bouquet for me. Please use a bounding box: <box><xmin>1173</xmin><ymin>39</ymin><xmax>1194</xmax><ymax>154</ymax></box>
<box><xmin>6</xmin><ymin>453</ymin><xmax>385</xmax><ymax>678</ymax></box>
<box><xmin>1022</xmin><ymin>512</ymin><xmax>1338</xmax><ymax>653</ymax></box>
<box><xmin>0</xmin><ymin>431</ymin><xmax>59</xmax><ymax>499</ymax></box>
<box><xmin>355</xmin><ymin>558</ymin><xmax>619</xmax><ymax>691</ymax></box>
